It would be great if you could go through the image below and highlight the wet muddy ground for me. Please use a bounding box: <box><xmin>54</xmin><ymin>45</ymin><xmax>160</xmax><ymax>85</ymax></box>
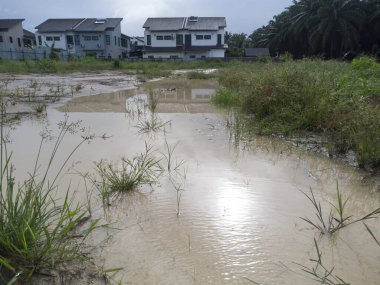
<box><xmin>2</xmin><ymin>72</ymin><xmax>380</xmax><ymax>284</ymax></box>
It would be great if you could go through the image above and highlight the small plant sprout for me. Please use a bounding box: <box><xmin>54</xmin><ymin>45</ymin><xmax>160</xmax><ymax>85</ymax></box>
<box><xmin>296</xmin><ymin>239</ymin><xmax>349</xmax><ymax>285</ymax></box>
<box><xmin>135</xmin><ymin>114</ymin><xmax>170</xmax><ymax>135</ymax></box>
<box><xmin>300</xmin><ymin>183</ymin><xmax>380</xmax><ymax>235</ymax></box>
<box><xmin>162</xmin><ymin>136</ymin><xmax>185</xmax><ymax>172</ymax></box>
<box><xmin>170</xmin><ymin>175</ymin><xmax>185</xmax><ymax>216</ymax></box>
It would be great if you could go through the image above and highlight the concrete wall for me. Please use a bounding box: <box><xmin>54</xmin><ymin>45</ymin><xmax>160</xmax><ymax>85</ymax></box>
<box><xmin>0</xmin><ymin>22</ymin><xmax>24</xmax><ymax>49</ymax></box>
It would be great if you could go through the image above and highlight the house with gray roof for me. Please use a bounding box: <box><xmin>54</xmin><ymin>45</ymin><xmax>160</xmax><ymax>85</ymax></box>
<box><xmin>35</xmin><ymin>18</ymin><xmax>129</xmax><ymax>59</ymax></box>
<box><xmin>0</xmin><ymin>19</ymin><xmax>25</xmax><ymax>49</ymax></box>
<box><xmin>142</xmin><ymin>16</ymin><xmax>227</xmax><ymax>60</ymax></box>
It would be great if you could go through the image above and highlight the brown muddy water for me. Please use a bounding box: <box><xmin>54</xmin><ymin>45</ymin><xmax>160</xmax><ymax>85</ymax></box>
<box><xmin>6</xmin><ymin>77</ymin><xmax>380</xmax><ymax>284</ymax></box>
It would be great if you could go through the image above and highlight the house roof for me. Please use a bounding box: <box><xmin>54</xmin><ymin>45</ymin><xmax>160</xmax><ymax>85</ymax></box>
<box><xmin>74</xmin><ymin>18</ymin><xmax>122</xmax><ymax>32</ymax></box>
<box><xmin>143</xmin><ymin>17</ymin><xmax>226</xmax><ymax>31</ymax></box>
<box><xmin>244</xmin><ymin>48</ymin><xmax>270</xmax><ymax>57</ymax></box>
<box><xmin>185</xmin><ymin>17</ymin><xmax>226</xmax><ymax>31</ymax></box>
<box><xmin>23</xmin><ymin>29</ymin><xmax>35</xmax><ymax>39</ymax></box>
<box><xmin>35</xmin><ymin>18</ymin><xmax>122</xmax><ymax>33</ymax></box>
<box><xmin>143</xmin><ymin>17</ymin><xmax>186</xmax><ymax>31</ymax></box>
<box><xmin>0</xmin><ymin>19</ymin><xmax>24</xmax><ymax>31</ymax></box>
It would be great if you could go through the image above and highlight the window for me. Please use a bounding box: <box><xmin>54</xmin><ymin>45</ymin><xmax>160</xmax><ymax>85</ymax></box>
<box><xmin>196</xmin><ymin>35</ymin><xmax>203</xmax><ymax>40</ymax></box>
<box><xmin>146</xmin><ymin>35</ymin><xmax>151</xmax><ymax>45</ymax></box>
<box><xmin>164</xmin><ymin>35</ymin><xmax>173</xmax><ymax>40</ymax></box>
<box><xmin>190</xmin><ymin>55</ymin><xmax>196</xmax><ymax>59</ymax></box>
<box><xmin>17</xmin><ymin>38</ymin><xmax>21</xmax><ymax>47</ymax></box>
<box><xmin>176</xmin><ymin>34</ymin><xmax>183</xmax><ymax>46</ymax></box>
<box><xmin>0</xmin><ymin>36</ymin><xmax>3</xmax><ymax>43</ymax></box>
<box><xmin>170</xmin><ymin>55</ymin><xmax>178</xmax><ymax>59</ymax></box>
<box><xmin>67</xmin><ymin>35</ymin><xmax>74</xmax><ymax>45</ymax></box>
<box><xmin>106</xmin><ymin>35</ymin><xmax>110</xmax><ymax>45</ymax></box>
<box><xmin>84</xmin><ymin>36</ymin><xmax>92</xmax><ymax>41</ymax></box>
<box><xmin>148</xmin><ymin>55</ymin><xmax>154</xmax><ymax>59</ymax></box>
<box><xmin>53</xmin><ymin>36</ymin><xmax>60</xmax><ymax>41</ymax></box>
<box><xmin>74</xmin><ymin>35</ymin><xmax>80</xmax><ymax>45</ymax></box>
<box><xmin>118</xmin><ymin>37</ymin><xmax>120</xmax><ymax>46</ymax></box>
<box><xmin>9</xmin><ymin>36</ymin><xmax>13</xmax><ymax>43</ymax></box>
<box><xmin>92</xmin><ymin>36</ymin><xmax>99</xmax><ymax>41</ymax></box>
<box><xmin>156</xmin><ymin>35</ymin><xmax>163</xmax><ymax>40</ymax></box>
<box><xmin>204</xmin><ymin>35</ymin><xmax>211</xmax><ymax>40</ymax></box>
<box><xmin>38</xmin><ymin>36</ymin><xmax>42</xmax><ymax>45</ymax></box>
<box><xmin>114</xmin><ymin>36</ymin><xmax>116</xmax><ymax>45</ymax></box>
<box><xmin>46</xmin><ymin>36</ymin><xmax>53</xmax><ymax>41</ymax></box>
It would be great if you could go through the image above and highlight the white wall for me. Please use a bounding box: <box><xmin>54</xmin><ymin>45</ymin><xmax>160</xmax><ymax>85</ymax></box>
<box><xmin>0</xmin><ymin>22</ymin><xmax>24</xmax><ymax>49</ymax></box>
<box><xmin>143</xmin><ymin>51</ymin><xmax>183</xmax><ymax>59</ymax></box>
<box><xmin>36</xmin><ymin>32</ymin><xmax>67</xmax><ymax>50</ymax></box>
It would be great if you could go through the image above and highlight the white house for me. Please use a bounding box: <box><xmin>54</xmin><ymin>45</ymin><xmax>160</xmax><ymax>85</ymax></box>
<box><xmin>0</xmin><ymin>19</ymin><xmax>25</xmax><ymax>49</ymax></box>
<box><xmin>35</xmin><ymin>18</ymin><xmax>129</xmax><ymax>59</ymax></box>
<box><xmin>142</xmin><ymin>16</ymin><xmax>227</xmax><ymax>60</ymax></box>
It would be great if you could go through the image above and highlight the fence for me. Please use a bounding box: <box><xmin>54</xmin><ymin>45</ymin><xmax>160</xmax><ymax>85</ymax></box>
<box><xmin>0</xmin><ymin>46</ymin><xmax>70</xmax><ymax>61</ymax></box>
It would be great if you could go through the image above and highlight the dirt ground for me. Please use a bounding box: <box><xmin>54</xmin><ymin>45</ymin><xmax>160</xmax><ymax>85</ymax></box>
<box><xmin>0</xmin><ymin>72</ymin><xmax>139</xmax><ymax>115</ymax></box>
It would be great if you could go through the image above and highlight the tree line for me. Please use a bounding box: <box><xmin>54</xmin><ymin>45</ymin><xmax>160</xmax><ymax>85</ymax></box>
<box><xmin>226</xmin><ymin>0</ymin><xmax>380</xmax><ymax>58</ymax></box>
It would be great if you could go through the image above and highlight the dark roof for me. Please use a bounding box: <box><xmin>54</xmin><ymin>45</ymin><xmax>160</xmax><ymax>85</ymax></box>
<box><xmin>143</xmin><ymin>17</ymin><xmax>186</xmax><ymax>31</ymax></box>
<box><xmin>143</xmin><ymin>17</ymin><xmax>226</xmax><ymax>31</ymax></box>
<box><xmin>35</xmin><ymin>18</ymin><xmax>122</xmax><ymax>33</ymax></box>
<box><xmin>35</xmin><ymin>18</ymin><xmax>84</xmax><ymax>32</ymax></box>
<box><xmin>0</xmin><ymin>19</ymin><xmax>24</xmax><ymax>31</ymax></box>
<box><xmin>244</xmin><ymin>48</ymin><xmax>270</xmax><ymax>57</ymax></box>
<box><xmin>74</xmin><ymin>18</ymin><xmax>122</xmax><ymax>32</ymax></box>
<box><xmin>23</xmin><ymin>29</ymin><xmax>35</xmax><ymax>39</ymax></box>
<box><xmin>185</xmin><ymin>17</ymin><xmax>226</xmax><ymax>31</ymax></box>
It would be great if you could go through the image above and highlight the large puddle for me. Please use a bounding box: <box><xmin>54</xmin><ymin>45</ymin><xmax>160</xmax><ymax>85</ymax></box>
<box><xmin>6</xmin><ymin>76</ymin><xmax>380</xmax><ymax>284</ymax></box>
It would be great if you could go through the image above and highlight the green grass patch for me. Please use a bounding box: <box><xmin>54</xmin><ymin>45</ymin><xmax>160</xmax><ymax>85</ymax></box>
<box><xmin>216</xmin><ymin>58</ymin><xmax>380</xmax><ymax>169</ymax></box>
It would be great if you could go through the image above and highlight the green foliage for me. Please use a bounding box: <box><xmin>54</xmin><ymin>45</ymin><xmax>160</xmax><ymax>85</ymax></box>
<box><xmin>216</xmin><ymin>59</ymin><xmax>380</xmax><ymax>169</ymax></box>
<box><xmin>94</xmin><ymin>145</ymin><xmax>162</xmax><ymax>197</ymax></box>
<box><xmin>250</xmin><ymin>0</ymin><xmax>380</xmax><ymax>58</ymax></box>
<box><xmin>186</xmin><ymin>71</ymin><xmax>213</xmax><ymax>80</ymax></box>
<box><xmin>0</xmin><ymin>116</ymin><xmax>99</xmax><ymax>283</ymax></box>
<box><xmin>50</xmin><ymin>49</ymin><xmax>59</xmax><ymax>61</ymax></box>
<box><xmin>212</xmin><ymin>88</ymin><xmax>239</xmax><ymax>107</ymax></box>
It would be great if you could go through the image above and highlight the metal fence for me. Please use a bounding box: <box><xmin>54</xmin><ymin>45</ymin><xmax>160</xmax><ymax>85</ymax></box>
<box><xmin>0</xmin><ymin>47</ymin><xmax>70</xmax><ymax>61</ymax></box>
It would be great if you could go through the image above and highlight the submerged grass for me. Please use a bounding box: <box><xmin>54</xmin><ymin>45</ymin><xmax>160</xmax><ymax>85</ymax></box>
<box><xmin>301</xmin><ymin>184</ymin><xmax>380</xmax><ymax>235</ymax></box>
<box><xmin>0</xmin><ymin>113</ymin><xmax>99</xmax><ymax>283</ymax></box>
<box><xmin>215</xmin><ymin>58</ymin><xmax>380</xmax><ymax>169</ymax></box>
<box><xmin>93</xmin><ymin>144</ymin><xmax>162</xmax><ymax>200</ymax></box>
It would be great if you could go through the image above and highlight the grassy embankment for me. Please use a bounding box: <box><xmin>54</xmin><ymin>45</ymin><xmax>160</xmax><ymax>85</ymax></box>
<box><xmin>0</xmin><ymin>57</ymin><xmax>229</xmax><ymax>78</ymax></box>
<box><xmin>213</xmin><ymin>57</ymin><xmax>380</xmax><ymax>170</ymax></box>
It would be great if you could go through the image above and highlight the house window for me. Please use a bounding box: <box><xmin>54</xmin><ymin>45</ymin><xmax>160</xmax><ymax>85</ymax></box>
<box><xmin>74</xmin><ymin>35</ymin><xmax>80</xmax><ymax>45</ymax></box>
<box><xmin>0</xmin><ymin>36</ymin><xmax>3</xmax><ymax>42</ymax></box>
<box><xmin>114</xmin><ymin>36</ymin><xmax>116</xmax><ymax>45</ymax></box>
<box><xmin>84</xmin><ymin>36</ymin><xmax>92</xmax><ymax>41</ymax></box>
<box><xmin>92</xmin><ymin>36</ymin><xmax>99</xmax><ymax>41</ymax></box>
<box><xmin>53</xmin><ymin>36</ymin><xmax>60</xmax><ymax>41</ymax></box>
<box><xmin>148</xmin><ymin>55</ymin><xmax>154</xmax><ymax>59</ymax></box>
<box><xmin>156</xmin><ymin>36</ymin><xmax>163</xmax><ymax>40</ymax></box>
<box><xmin>38</xmin><ymin>36</ymin><xmax>42</xmax><ymax>45</ymax></box>
<box><xmin>196</xmin><ymin>35</ymin><xmax>203</xmax><ymax>40</ymax></box>
<box><xmin>46</xmin><ymin>36</ymin><xmax>53</xmax><ymax>41</ymax></box>
<box><xmin>146</xmin><ymin>35</ymin><xmax>151</xmax><ymax>45</ymax></box>
<box><xmin>170</xmin><ymin>55</ymin><xmax>178</xmax><ymax>59</ymax></box>
<box><xmin>176</xmin><ymin>34</ymin><xmax>183</xmax><ymax>46</ymax></box>
<box><xmin>9</xmin><ymin>36</ymin><xmax>13</xmax><ymax>43</ymax></box>
<box><xmin>164</xmin><ymin>35</ymin><xmax>173</xmax><ymax>40</ymax></box>
<box><xmin>204</xmin><ymin>35</ymin><xmax>211</xmax><ymax>40</ymax></box>
<box><xmin>190</xmin><ymin>55</ymin><xmax>196</xmax><ymax>59</ymax></box>
<box><xmin>106</xmin><ymin>35</ymin><xmax>110</xmax><ymax>45</ymax></box>
<box><xmin>17</xmin><ymin>38</ymin><xmax>21</xmax><ymax>47</ymax></box>
<box><xmin>118</xmin><ymin>37</ymin><xmax>120</xmax><ymax>46</ymax></box>
<box><xmin>67</xmin><ymin>35</ymin><xmax>74</xmax><ymax>45</ymax></box>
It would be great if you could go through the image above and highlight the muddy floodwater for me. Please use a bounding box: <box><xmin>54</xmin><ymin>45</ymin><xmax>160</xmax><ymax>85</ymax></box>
<box><xmin>5</xmin><ymin>75</ymin><xmax>380</xmax><ymax>284</ymax></box>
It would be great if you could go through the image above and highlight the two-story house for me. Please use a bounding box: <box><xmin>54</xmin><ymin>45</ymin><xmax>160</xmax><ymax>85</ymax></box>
<box><xmin>35</xmin><ymin>18</ymin><xmax>129</xmax><ymax>59</ymax></box>
<box><xmin>0</xmin><ymin>19</ymin><xmax>25</xmax><ymax>50</ymax></box>
<box><xmin>142</xmin><ymin>16</ymin><xmax>227</xmax><ymax>60</ymax></box>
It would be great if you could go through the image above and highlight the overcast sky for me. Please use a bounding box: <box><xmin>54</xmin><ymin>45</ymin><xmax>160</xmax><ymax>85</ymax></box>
<box><xmin>1</xmin><ymin>0</ymin><xmax>293</xmax><ymax>36</ymax></box>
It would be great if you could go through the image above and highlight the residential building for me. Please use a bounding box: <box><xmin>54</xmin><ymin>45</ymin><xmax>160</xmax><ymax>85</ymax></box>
<box><xmin>0</xmin><ymin>19</ymin><xmax>25</xmax><ymax>49</ymax></box>
<box><xmin>23</xmin><ymin>29</ymin><xmax>36</xmax><ymax>47</ymax></box>
<box><xmin>142</xmin><ymin>16</ymin><xmax>227</xmax><ymax>60</ymax></box>
<box><xmin>130</xmin><ymin>36</ymin><xmax>144</xmax><ymax>57</ymax></box>
<box><xmin>35</xmin><ymin>18</ymin><xmax>128</xmax><ymax>59</ymax></box>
